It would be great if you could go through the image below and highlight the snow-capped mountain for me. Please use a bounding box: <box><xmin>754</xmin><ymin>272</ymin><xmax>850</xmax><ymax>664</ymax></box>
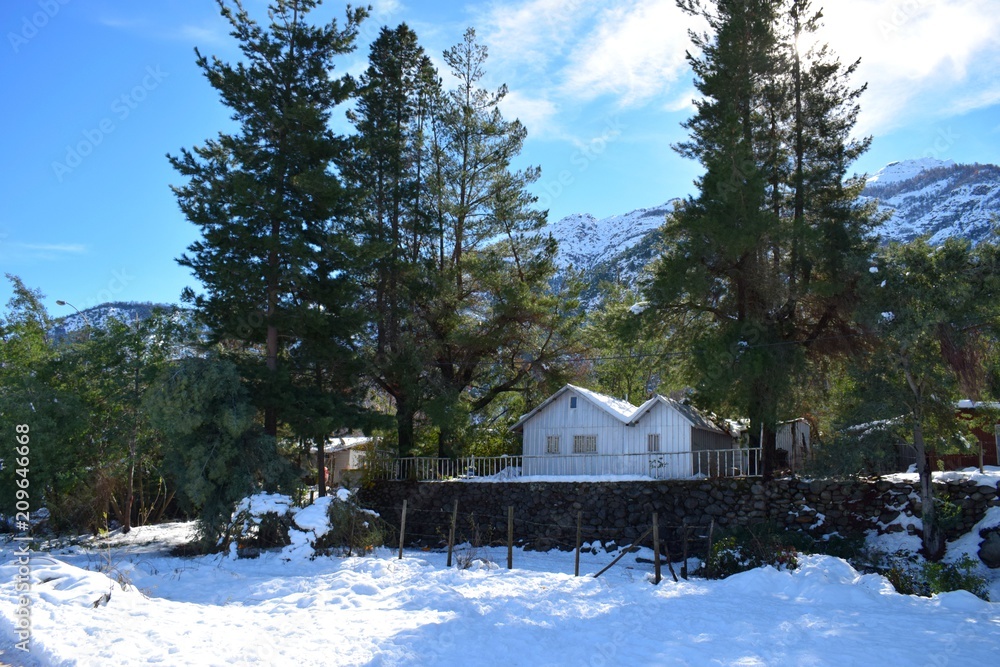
<box><xmin>863</xmin><ymin>159</ymin><xmax>1000</xmax><ymax>244</ymax></box>
<box><xmin>51</xmin><ymin>301</ymin><xmax>183</xmax><ymax>339</ymax></box>
<box><xmin>864</xmin><ymin>157</ymin><xmax>956</xmax><ymax>186</ymax></box>
<box><xmin>545</xmin><ymin>201</ymin><xmax>678</xmax><ymax>271</ymax></box>
<box><xmin>547</xmin><ymin>158</ymin><xmax>1000</xmax><ymax>303</ymax></box>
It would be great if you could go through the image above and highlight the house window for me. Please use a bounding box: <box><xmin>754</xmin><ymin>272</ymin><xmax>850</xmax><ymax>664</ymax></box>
<box><xmin>546</xmin><ymin>435</ymin><xmax>560</xmax><ymax>454</ymax></box>
<box><xmin>573</xmin><ymin>435</ymin><xmax>597</xmax><ymax>453</ymax></box>
<box><xmin>647</xmin><ymin>433</ymin><xmax>661</xmax><ymax>453</ymax></box>
<box><xmin>570</xmin><ymin>396</ymin><xmax>578</xmax><ymax>409</ymax></box>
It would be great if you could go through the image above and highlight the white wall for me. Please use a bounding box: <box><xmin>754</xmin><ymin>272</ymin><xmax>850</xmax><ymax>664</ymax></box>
<box><xmin>522</xmin><ymin>390</ymin><xmax>624</xmax><ymax>459</ymax></box>
<box><xmin>630</xmin><ymin>400</ymin><xmax>693</xmax><ymax>478</ymax></box>
<box><xmin>521</xmin><ymin>392</ymin><xmax>696</xmax><ymax>477</ymax></box>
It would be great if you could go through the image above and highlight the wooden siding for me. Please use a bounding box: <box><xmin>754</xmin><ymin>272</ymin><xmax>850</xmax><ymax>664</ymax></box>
<box><xmin>630</xmin><ymin>400</ymin><xmax>693</xmax><ymax>477</ymax></box>
<box><xmin>520</xmin><ymin>390</ymin><xmax>717</xmax><ymax>477</ymax></box>
<box><xmin>522</xmin><ymin>390</ymin><xmax>626</xmax><ymax>474</ymax></box>
<box><xmin>776</xmin><ymin>420</ymin><xmax>811</xmax><ymax>470</ymax></box>
<box><xmin>691</xmin><ymin>427</ymin><xmax>739</xmax><ymax>477</ymax></box>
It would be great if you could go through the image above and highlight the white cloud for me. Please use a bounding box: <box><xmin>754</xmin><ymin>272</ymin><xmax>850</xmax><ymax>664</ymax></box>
<box><xmin>17</xmin><ymin>243</ymin><xmax>87</xmax><ymax>254</ymax></box>
<box><xmin>475</xmin><ymin>0</ymin><xmax>699</xmax><ymax>143</ymax></box>
<box><xmin>175</xmin><ymin>24</ymin><xmax>228</xmax><ymax>46</ymax></box>
<box><xmin>663</xmin><ymin>88</ymin><xmax>699</xmax><ymax>113</ymax></box>
<box><xmin>473</xmin><ymin>0</ymin><xmax>999</xmax><ymax>144</ymax></box>
<box><xmin>499</xmin><ymin>90</ymin><xmax>560</xmax><ymax>138</ymax></box>
<box><xmin>559</xmin><ymin>0</ymin><xmax>695</xmax><ymax>106</ymax></box>
<box><xmin>818</xmin><ymin>0</ymin><xmax>1000</xmax><ymax>134</ymax></box>
<box><xmin>478</xmin><ymin>0</ymin><xmax>594</xmax><ymax>76</ymax></box>
<box><xmin>98</xmin><ymin>16</ymin><xmax>149</xmax><ymax>30</ymax></box>
<box><xmin>3</xmin><ymin>242</ymin><xmax>88</xmax><ymax>262</ymax></box>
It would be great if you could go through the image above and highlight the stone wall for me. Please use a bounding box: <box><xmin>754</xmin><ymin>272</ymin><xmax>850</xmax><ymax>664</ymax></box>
<box><xmin>358</xmin><ymin>477</ymin><xmax>1000</xmax><ymax>555</ymax></box>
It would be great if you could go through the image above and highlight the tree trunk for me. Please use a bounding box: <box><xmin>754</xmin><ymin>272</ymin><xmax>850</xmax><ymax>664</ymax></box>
<box><xmin>123</xmin><ymin>441</ymin><xmax>135</xmax><ymax>534</ymax></box>
<box><xmin>761</xmin><ymin>423</ymin><xmax>777</xmax><ymax>482</ymax></box>
<box><xmin>396</xmin><ymin>394</ymin><xmax>416</xmax><ymax>457</ymax></box>
<box><xmin>913</xmin><ymin>420</ymin><xmax>945</xmax><ymax>560</ymax></box>
<box><xmin>316</xmin><ymin>436</ymin><xmax>327</xmax><ymax>497</ymax></box>
<box><xmin>748</xmin><ymin>413</ymin><xmax>763</xmax><ymax>477</ymax></box>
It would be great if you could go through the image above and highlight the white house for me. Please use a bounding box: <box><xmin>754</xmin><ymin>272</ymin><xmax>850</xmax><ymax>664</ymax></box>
<box><xmin>309</xmin><ymin>436</ymin><xmax>377</xmax><ymax>487</ymax></box>
<box><xmin>510</xmin><ymin>385</ymin><xmax>741</xmax><ymax>479</ymax></box>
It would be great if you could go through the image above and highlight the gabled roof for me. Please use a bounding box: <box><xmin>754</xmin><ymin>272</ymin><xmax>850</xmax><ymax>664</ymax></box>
<box><xmin>629</xmin><ymin>395</ymin><xmax>727</xmax><ymax>433</ymax></box>
<box><xmin>511</xmin><ymin>384</ymin><xmax>640</xmax><ymax>432</ymax></box>
<box><xmin>511</xmin><ymin>384</ymin><xmax>728</xmax><ymax>434</ymax></box>
<box><xmin>308</xmin><ymin>436</ymin><xmax>372</xmax><ymax>455</ymax></box>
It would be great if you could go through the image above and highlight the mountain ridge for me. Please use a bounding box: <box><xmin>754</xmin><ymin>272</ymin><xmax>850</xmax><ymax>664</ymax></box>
<box><xmin>545</xmin><ymin>158</ymin><xmax>1000</xmax><ymax>303</ymax></box>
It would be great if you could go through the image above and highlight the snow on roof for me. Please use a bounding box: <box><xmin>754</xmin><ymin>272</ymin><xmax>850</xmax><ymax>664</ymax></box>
<box><xmin>309</xmin><ymin>436</ymin><xmax>373</xmax><ymax>455</ymax></box>
<box><xmin>511</xmin><ymin>385</ymin><xmax>728</xmax><ymax>434</ymax></box>
<box><xmin>511</xmin><ymin>384</ymin><xmax>640</xmax><ymax>431</ymax></box>
<box><xmin>630</xmin><ymin>395</ymin><xmax>726</xmax><ymax>433</ymax></box>
<box><xmin>569</xmin><ymin>384</ymin><xmax>640</xmax><ymax>421</ymax></box>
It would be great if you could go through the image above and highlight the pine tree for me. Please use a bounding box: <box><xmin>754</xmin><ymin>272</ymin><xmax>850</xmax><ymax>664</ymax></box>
<box><xmin>346</xmin><ymin>23</ymin><xmax>440</xmax><ymax>456</ymax></box>
<box><xmin>851</xmin><ymin>237</ymin><xmax>1000</xmax><ymax>559</ymax></box>
<box><xmin>169</xmin><ymin>0</ymin><xmax>370</xmax><ymax>461</ymax></box>
<box><xmin>419</xmin><ymin>28</ymin><xmax>582</xmax><ymax>457</ymax></box>
<box><xmin>649</xmin><ymin>0</ymin><xmax>879</xmax><ymax>478</ymax></box>
<box><xmin>347</xmin><ymin>27</ymin><xmax>583</xmax><ymax>457</ymax></box>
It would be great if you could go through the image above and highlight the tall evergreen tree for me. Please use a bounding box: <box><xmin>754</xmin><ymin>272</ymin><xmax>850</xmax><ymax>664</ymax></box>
<box><xmin>649</xmin><ymin>0</ymin><xmax>879</xmax><ymax>478</ymax></box>
<box><xmin>346</xmin><ymin>23</ymin><xmax>440</xmax><ymax>456</ymax></box>
<box><xmin>347</xmin><ymin>27</ymin><xmax>583</xmax><ymax>457</ymax></box>
<box><xmin>169</xmin><ymin>0</ymin><xmax>370</xmax><ymax>463</ymax></box>
<box><xmin>419</xmin><ymin>28</ymin><xmax>582</xmax><ymax>457</ymax></box>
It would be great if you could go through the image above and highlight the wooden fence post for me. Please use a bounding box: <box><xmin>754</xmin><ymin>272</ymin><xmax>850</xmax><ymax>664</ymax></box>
<box><xmin>652</xmin><ymin>513</ymin><xmax>662</xmax><ymax>585</ymax></box>
<box><xmin>681</xmin><ymin>524</ymin><xmax>690</xmax><ymax>579</ymax></box>
<box><xmin>705</xmin><ymin>519</ymin><xmax>715</xmax><ymax>578</ymax></box>
<box><xmin>574</xmin><ymin>511</ymin><xmax>582</xmax><ymax>577</ymax></box>
<box><xmin>446</xmin><ymin>499</ymin><xmax>459</xmax><ymax>567</ymax></box>
<box><xmin>398</xmin><ymin>500</ymin><xmax>407</xmax><ymax>560</ymax></box>
<box><xmin>507</xmin><ymin>506</ymin><xmax>514</xmax><ymax>570</ymax></box>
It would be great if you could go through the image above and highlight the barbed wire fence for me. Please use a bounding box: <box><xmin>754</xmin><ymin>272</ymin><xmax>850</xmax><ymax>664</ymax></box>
<box><xmin>380</xmin><ymin>500</ymin><xmax>719</xmax><ymax>584</ymax></box>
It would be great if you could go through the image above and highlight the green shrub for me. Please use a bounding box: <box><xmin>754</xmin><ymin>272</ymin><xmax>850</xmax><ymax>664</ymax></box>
<box><xmin>223</xmin><ymin>497</ymin><xmax>294</xmax><ymax>557</ymax></box>
<box><xmin>705</xmin><ymin>523</ymin><xmax>799</xmax><ymax>578</ymax></box>
<box><xmin>861</xmin><ymin>549</ymin><xmax>989</xmax><ymax>600</ymax></box>
<box><xmin>313</xmin><ymin>496</ymin><xmax>393</xmax><ymax>557</ymax></box>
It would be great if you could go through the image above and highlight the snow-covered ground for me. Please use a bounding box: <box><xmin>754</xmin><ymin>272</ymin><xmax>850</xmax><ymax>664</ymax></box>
<box><xmin>2</xmin><ymin>470</ymin><xmax>1000</xmax><ymax>666</ymax></box>
<box><xmin>1</xmin><ymin>518</ymin><xmax>998</xmax><ymax>666</ymax></box>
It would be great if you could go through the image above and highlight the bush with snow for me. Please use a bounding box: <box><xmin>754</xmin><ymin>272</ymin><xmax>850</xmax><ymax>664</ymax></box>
<box><xmin>221</xmin><ymin>490</ymin><xmax>391</xmax><ymax>560</ymax></box>
<box><xmin>223</xmin><ymin>492</ymin><xmax>296</xmax><ymax>557</ymax></box>
<box><xmin>312</xmin><ymin>488</ymin><xmax>392</xmax><ymax>557</ymax></box>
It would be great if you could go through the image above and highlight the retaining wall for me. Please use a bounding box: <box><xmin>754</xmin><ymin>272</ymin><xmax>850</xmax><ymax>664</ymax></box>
<box><xmin>358</xmin><ymin>477</ymin><xmax>1000</xmax><ymax>554</ymax></box>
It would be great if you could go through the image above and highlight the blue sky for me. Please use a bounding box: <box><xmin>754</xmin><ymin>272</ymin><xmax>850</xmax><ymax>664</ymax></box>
<box><xmin>2</xmin><ymin>0</ymin><xmax>999</xmax><ymax>313</ymax></box>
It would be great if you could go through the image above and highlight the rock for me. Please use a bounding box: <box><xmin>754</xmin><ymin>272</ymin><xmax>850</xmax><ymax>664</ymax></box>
<box><xmin>978</xmin><ymin>528</ymin><xmax>1000</xmax><ymax>569</ymax></box>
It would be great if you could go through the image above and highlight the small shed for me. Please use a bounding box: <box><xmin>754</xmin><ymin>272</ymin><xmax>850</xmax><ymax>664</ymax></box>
<box><xmin>776</xmin><ymin>419</ymin><xmax>812</xmax><ymax>471</ymax></box>
<box><xmin>310</xmin><ymin>436</ymin><xmax>374</xmax><ymax>487</ymax></box>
